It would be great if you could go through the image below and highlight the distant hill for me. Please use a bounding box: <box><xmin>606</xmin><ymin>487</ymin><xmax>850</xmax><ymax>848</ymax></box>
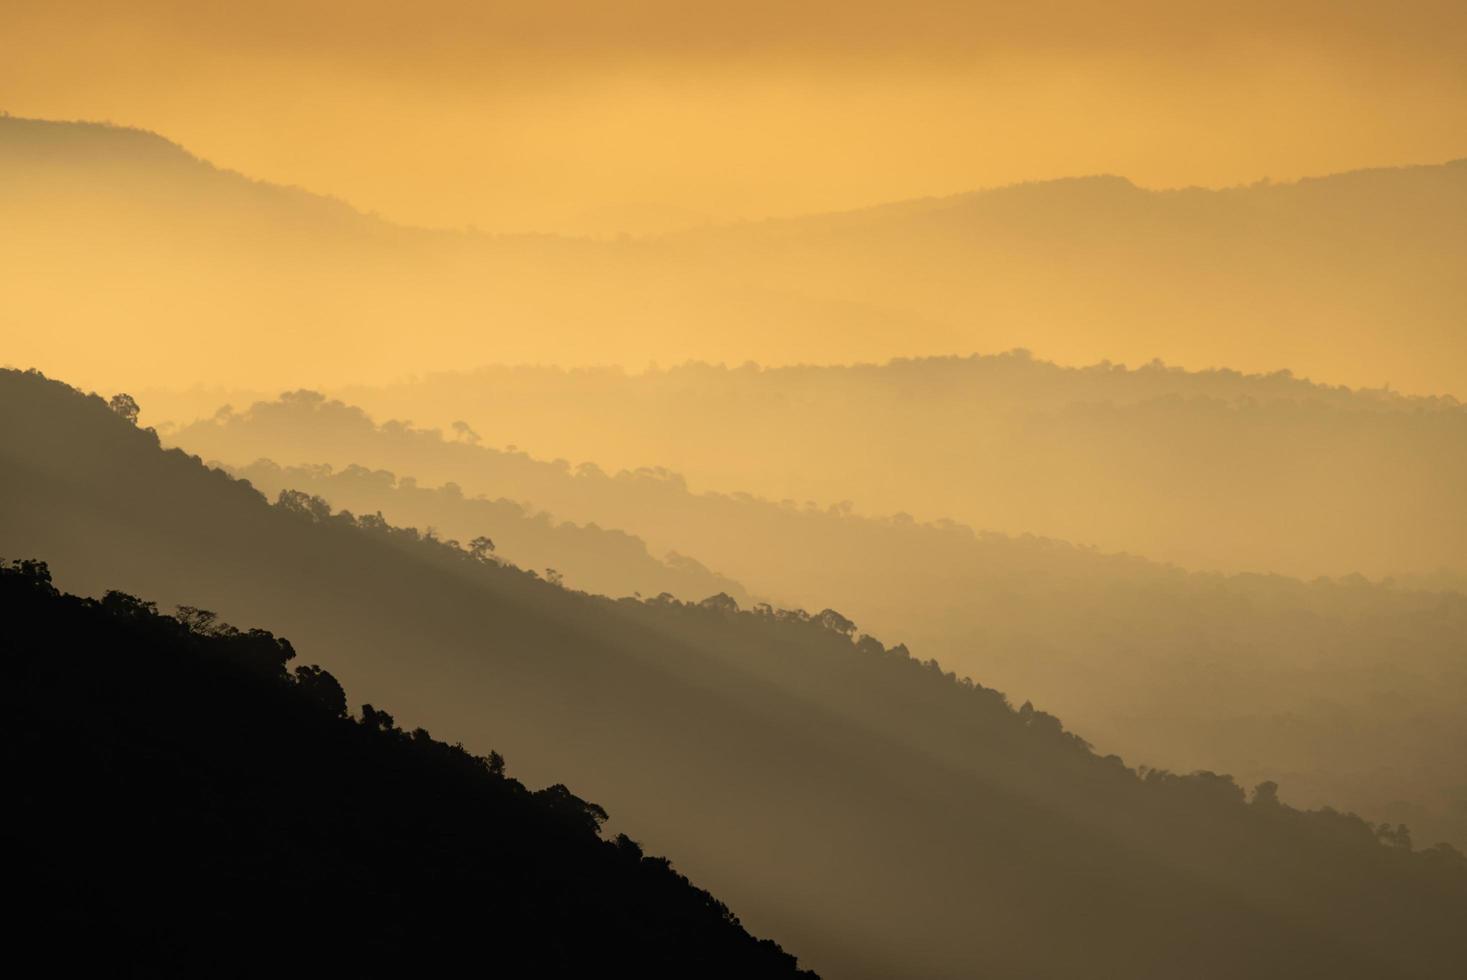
<box><xmin>5</xmin><ymin>366</ymin><xmax>1467</xmax><ymax>979</ymax></box>
<box><xmin>170</xmin><ymin>387</ymin><xmax>1467</xmax><ymax>848</ymax></box>
<box><xmin>0</xmin><ymin>115</ymin><xmax>369</xmax><ymax>221</ymax></box>
<box><xmin>5</xmin><ymin>115</ymin><xmax>1467</xmax><ymax>393</ymax></box>
<box><xmin>305</xmin><ymin>352</ymin><xmax>1467</xmax><ymax>579</ymax></box>
<box><xmin>0</xmin><ymin>558</ymin><xmax>812</xmax><ymax>977</ymax></box>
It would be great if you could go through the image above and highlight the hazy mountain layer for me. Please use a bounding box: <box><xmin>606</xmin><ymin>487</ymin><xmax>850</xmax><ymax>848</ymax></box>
<box><xmin>169</xmin><ymin>389</ymin><xmax>1467</xmax><ymax>847</ymax></box>
<box><xmin>1</xmin><ymin>559</ymin><xmax>813</xmax><ymax>977</ymax></box>
<box><xmin>5</xmin><ymin>115</ymin><xmax>1467</xmax><ymax>394</ymax></box>
<box><xmin>291</xmin><ymin>352</ymin><xmax>1467</xmax><ymax>580</ymax></box>
<box><xmin>7</xmin><ymin>367</ymin><xmax>1467</xmax><ymax>978</ymax></box>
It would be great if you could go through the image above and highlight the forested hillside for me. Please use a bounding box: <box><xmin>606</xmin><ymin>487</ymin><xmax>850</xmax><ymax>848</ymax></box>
<box><xmin>5</xmin><ymin>367</ymin><xmax>1467</xmax><ymax>979</ymax></box>
<box><xmin>231</xmin><ymin>459</ymin><xmax>751</xmax><ymax>604</ymax></box>
<box><xmin>0</xmin><ymin>558</ymin><xmax>812</xmax><ymax>977</ymax></box>
<box><xmin>172</xmin><ymin>386</ymin><xmax>1467</xmax><ymax>847</ymax></box>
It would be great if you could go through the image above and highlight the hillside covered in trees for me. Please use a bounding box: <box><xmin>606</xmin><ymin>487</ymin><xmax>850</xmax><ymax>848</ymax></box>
<box><xmin>5</xmin><ymin>367</ymin><xmax>1467</xmax><ymax>978</ymax></box>
<box><xmin>0</xmin><ymin>558</ymin><xmax>812</xmax><ymax>977</ymax></box>
<box><xmin>169</xmin><ymin>385</ymin><xmax>1467</xmax><ymax>847</ymax></box>
<box><xmin>229</xmin><ymin>459</ymin><xmax>751</xmax><ymax>605</ymax></box>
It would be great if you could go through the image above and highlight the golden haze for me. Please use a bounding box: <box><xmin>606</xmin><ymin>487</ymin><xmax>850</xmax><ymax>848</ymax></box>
<box><xmin>3</xmin><ymin>1</ymin><xmax>1465</xmax><ymax>232</ymax></box>
<box><xmin>6</xmin><ymin>5</ymin><xmax>1467</xmax><ymax>978</ymax></box>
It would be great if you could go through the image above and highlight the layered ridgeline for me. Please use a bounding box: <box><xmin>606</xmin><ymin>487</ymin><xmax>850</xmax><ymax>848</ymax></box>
<box><xmin>307</xmin><ymin>353</ymin><xmax>1466</xmax><ymax>580</ymax></box>
<box><xmin>0</xmin><ymin>560</ymin><xmax>811</xmax><ymax>977</ymax></box>
<box><xmin>170</xmin><ymin>388</ymin><xmax>1467</xmax><ymax>848</ymax></box>
<box><xmin>6</xmin><ymin>115</ymin><xmax>1467</xmax><ymax>393</ymax></box>
<box><xmin>229</xmin><ymin>460</ymin><xmax>752</xmax><ymax>605</ymax></box>
<box><xmin>5</xmin><ymin>369</ymin><xmax>1467</xmax><ymax>979</ymax></box>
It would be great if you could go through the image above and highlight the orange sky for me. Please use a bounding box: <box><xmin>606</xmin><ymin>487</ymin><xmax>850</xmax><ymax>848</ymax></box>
<box><xmin>5</xmin><ymin>1</ymin><xmax>1467</xmax><ymax>232</ymax></box>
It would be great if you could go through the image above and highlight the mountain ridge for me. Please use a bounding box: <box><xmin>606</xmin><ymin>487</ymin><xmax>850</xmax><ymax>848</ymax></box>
<box><xmin>9</xmin><ymin>113</ymin><xmax>1467</xmax><ymax>392</ymax></box>
<box><xmin>164</xmin><ymin>382</ymin><xmax>1467</xmax><ymax>848</ymax></box>
<box><xmin>7</xmin><ymin>364</ymin><xmax>1467</xmax><ymax>978</ymax></box>
<box><xmin>6</xmin><ymin>113</ymin><xmax>1463</xmax><ymax>239</ymax></box>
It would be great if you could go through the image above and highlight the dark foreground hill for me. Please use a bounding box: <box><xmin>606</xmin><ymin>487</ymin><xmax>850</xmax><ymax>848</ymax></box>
<box><xmin>0</xmin><ymin>559</ymin><xmax>812</xmax><ymax>977</ymax></box>
<box><xmin>4</xmin><ymin>368</ymin><xmax>1467</xmax><ymax>978</ymax></box>
<box><xmin>173</xmin><ymin>388</ymin><xmax>1467</xmax><ymax>848</ymax></box>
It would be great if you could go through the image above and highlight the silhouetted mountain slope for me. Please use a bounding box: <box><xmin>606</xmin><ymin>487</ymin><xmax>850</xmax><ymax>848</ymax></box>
<box><xmin>230</xmin><ymin>459</ymin><xmax>752</xmax><ymax>605</ymax></box>
<box><xmin>5</xmin><ymin>368</ymin><xmax>1467</xmax><ymax>979</ymax></box>
<box><xmin>0</xmin><ymin>559</ymin><xmax>812</xmax><ymax>978</ymax></box>
<box><xmin>6</xmin><ymin>115</ymin><xmax>1467</xmax><ymax>393</ymax></box>
<box><xmin>313</xmin><ymin>352</ymin><xmax>1467</xmax><ymax>579</ymax></box>
<box><xmin>171</xmin><ymin>387</ymin><xmax>1467</xmax><ymax>848</ymax></box>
